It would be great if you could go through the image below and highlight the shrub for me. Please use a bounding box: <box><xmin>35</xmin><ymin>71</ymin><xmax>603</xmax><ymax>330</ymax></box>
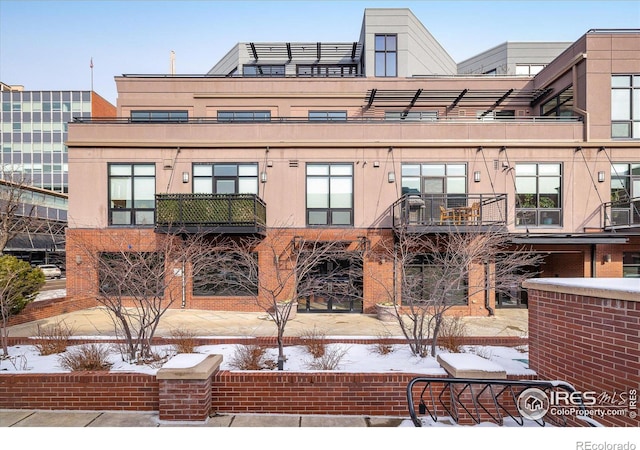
<box><xmin>299</xmin><ymin>326</ymin><xmax>327</xmax><ymax>358</ymax></box>
<box><xmin>228</xmin><ymin>344</ymin><xmax>276</xmax><ymax>370</ymax></box>
<box><xmin>169</xmin><ymin>328</ymin><xmax>198</xmax><ymax>354</ymax></box>
<box><xmin>33</xmin><ymin>320</ymin><xmax>75</xmax><ymax>356</ymax></box>
<box><xmin>304</xmin><ymin>344</ymin><xmax>349</xmax><ymax>370</ymax></box>
<box><xmin>437</xmin><ymin>315</ymin><xmax>467</xmax><ymax>353</ymax></box>
<box><xmin>58</xmin><ymin>344</ymin><xmax>113</xmax><ymax>371</ymax></box>
<box><xmin>370</xmin><ymin>331</ymin><xmax>394</xmax><ymax>356</ymax></box>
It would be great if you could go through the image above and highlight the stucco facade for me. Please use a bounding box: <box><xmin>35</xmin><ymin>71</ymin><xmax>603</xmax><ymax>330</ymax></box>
<box><xmin>65</xmin><ymin>10</ymin><xmax>640</xmax><ymax>316</ymax></box>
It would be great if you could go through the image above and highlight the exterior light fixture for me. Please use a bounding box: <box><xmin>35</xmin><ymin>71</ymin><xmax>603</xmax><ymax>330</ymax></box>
<box><xmin>603</xmin><ymin>254</ymin><xmax>612</xmax><ymax>263</ymax></box>
<box><xmin>388</xmin><ymin>172</ymin><xmax>395</xmax><ymax>183</ymax></box>
<box><xmin>260</xmin><ymin>171</ymin><xmax>267</xmax><ymax>183</ymax></box>
<box><xmin>474</xmin><ymin>171</ymin><xmax>481</xmax><ymax>182</ymax></box>
<box><xmin>598</xmin><ymin>171</ymin><xmax>605</xmax><ymax>183</ymax></box>
<box><xmin>182</xmin><ymin>172</ymin><xmax>189</xmax><ymax>183</ymax></box>
<box><xmin>373</xmin><ymin>161</ymin><xmax>380</xmax><ymax>167</ymax></box>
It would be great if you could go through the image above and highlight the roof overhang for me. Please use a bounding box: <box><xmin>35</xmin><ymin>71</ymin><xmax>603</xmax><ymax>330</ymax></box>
<box><xmin>510</xmin><ymin>234</ymin><xmax>629</xmax><ymax>245</ymax></box>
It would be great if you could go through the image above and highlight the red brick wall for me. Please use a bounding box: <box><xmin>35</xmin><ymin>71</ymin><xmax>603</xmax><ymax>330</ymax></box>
<box><xmin>91</xmin><ymin>91</ymin><xmax>116</xmax><ymax>117</ymax></box>
<box><xmin>528</xmin><ymin>288</ymin><xmax>640</xmax><ymax>427</ymax></box>
<box><xmin>0</xmin><ymin>373</ymin><xmax>158</xmax><ymax>411</ymax></box>
<box><xmin>8</xmin><ymin>296</ymin><xmax>99</xmax><ymax>326</ymax></box>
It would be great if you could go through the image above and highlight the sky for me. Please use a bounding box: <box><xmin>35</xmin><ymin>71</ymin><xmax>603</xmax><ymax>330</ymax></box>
<box><xmin>1</xmin><ymin>0</ymin><xmax>639</xmax><ymax>105</ymax></box>
<box><xmin>0</xmin><ymin>1</ymin><xmax>628</xmax><ymax>343</ymax></box>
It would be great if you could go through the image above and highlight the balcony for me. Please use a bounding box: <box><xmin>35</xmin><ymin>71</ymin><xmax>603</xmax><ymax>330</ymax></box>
<box><xmin>602</xmin><ymin>197</ymin><xmax>640</xmax><ymax>230</ymax></box>
<box><xmin>392</xmin><ymin>193</ymin><xmax>508</xmax><ymax>233</ymax></box>
<box><xmin>155</xmin><ymin>193</ymin><xmax>266</xmax><ymax>235</ymax></box>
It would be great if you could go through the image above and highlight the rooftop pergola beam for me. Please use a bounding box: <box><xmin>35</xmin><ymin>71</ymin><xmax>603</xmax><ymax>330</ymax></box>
<box><xmin>317</xmin><ymin>42</ymin><xmax>321</xmax><ymax>61</ymax></box>
<box><xmin>448</xmin><ymin>89</ymin><xmax>468</xmax><ymax>110</ymax></box>
<box><xmin>366</xmin><ymin>89</ymin><xmax>377</xmax><ymax>109</ymax></box>
<box><xmin>402</xmin><ymin>88</ymin><xmax>423</xmax><ymax>117</ymax></box>
<box><xmin>249</xmin><ymin>42</ymin><xmax>258</xmax><ymax>60</ymax></box>
<box><xmin>286</xmin><ymin>43</ymin><xmax>292</xmax><ymax>62</ymax></box>
<box><xmin>480</xmin><ymin>88</ymin><xmax>514</xmax><ymax>117</ymax></box>
<box><xmin>351</xmin><ymin>42</ymin><xmax>357</xmax><ymax>60</ymax></box>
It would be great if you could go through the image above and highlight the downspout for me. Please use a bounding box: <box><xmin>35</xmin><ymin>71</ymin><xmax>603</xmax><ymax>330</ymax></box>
<box><xmin>484</xmin><ymin>259</ymin><xmax>494</xmax><ymax>316</ymax></box>
<box><xmin>590</xmin><ymin>244</ymin><xmax>597</xmax><ymax>278</ymax></box>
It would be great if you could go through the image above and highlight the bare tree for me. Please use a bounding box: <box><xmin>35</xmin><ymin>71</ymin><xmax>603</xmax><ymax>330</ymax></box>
<box><xmin>369</xmin><ymin>226</ymin><xmax>543</xmax><ymax>357</ymax></box>
<box><xmin>195</xmin><ymin>228</ymin><xmax>359</xmax><ymax>370</ymax></box>
<box><xmin>71</xmin><ymin>230</ymin><xmax>207</xmax><ymax>362</ymax></box>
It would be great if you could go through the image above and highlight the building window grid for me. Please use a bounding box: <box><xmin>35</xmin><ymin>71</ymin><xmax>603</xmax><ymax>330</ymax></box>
<box><xmin>1</xmin><ymin>90</ymin><xmax>88</xmax><ymax>193</ymax></box>
<box><xmin>611</xmin><ymin>75</ymin><xmax>640</xmax><ymax>139</ymax></box>
<box><xmin>374</xmin><ymin>34</ymin><xmax>397</xmax><ymax>77</ymax></box>
<box><xmin>296</xmin><ymin>65</ymin><xmax>358</xmax><ymax>77</ymax></box>
<box><xmin>610</xmin><ymin>163</ymin><xmax>640</xmax><ymax>227</ymax></box>
<box><xmin>623</xmin><ymin>252</ymin><xmax>640</xmax><ymax>278</ymax></box>
<box><xmin>108</xmin><ymin>163</ymin><xmax>156</xmax><ymax>226</ymax></box>
<box><xmin>515</xmin><ymin>163</ymin><xmax>562</xmax><ymax>227</ymax></box>
<box><xmin>306</xmin><ymin>163</ymin><xmax>354</xmax><ymax>226</ymax></box>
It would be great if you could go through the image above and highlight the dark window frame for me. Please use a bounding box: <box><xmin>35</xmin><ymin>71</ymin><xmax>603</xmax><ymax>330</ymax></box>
<box><xmin>623</xmin><ymin>252</ymin><xmax>640</xmax><ymax>278</ymax></box>
<box><xmin>130</xmin><ymin>110</ymin><xmax>188</xmax><ymax>122</ymax></box>
<box><xmin>308</xmin><ymin>111</ymin><xmax>347</xmax><ymax>121</ymax></box>
<box><xmin>296</xmin><ymin>64</ymin><xmax>358</xmax><ymax>77</ymax></box>
<box><xmin>217</xmin><ymin>111</ymin><xmax>271</xmax><ymax>122</ymax></box>
<box><xmin>242</xmin><ymin>65</ymin><xmax>286</xmax><ymax>77</ymax></box>
<box><xmin>192</xmin><ymin>252</ymin><xmax>258</xmax><ymax>297</ymax></box>
<box><xmin>192</xmin><ymin>162</ymin><xmax>258</xmax><ymax>195</ymax></box>
<box><xmin>611</xmin><ymin>74</ymin><xmax>640</xmax><ymax>139</ymax></box>
<box><xmin>374</xmin><ymin>34</ymin><xmax>397</xmax><ymax>77</ymax></box>
<box><xmin>515</xmin><ymin>163</ymin><xmax>562</xmax><ymax>228</ymax></box>
<box><xmin>306</xmin><ymin>162</ymin><xmax>354</xmax><ymax>227</ymax></box>
<box><xmin>404</xmin><ymin>254</ymin><xmax>468</xmax><ymax>306</ymax></box>
<box><xmin>108</xmin><ymin>163</ymin><xmax>156</xmax><ymax>226</ymax></box>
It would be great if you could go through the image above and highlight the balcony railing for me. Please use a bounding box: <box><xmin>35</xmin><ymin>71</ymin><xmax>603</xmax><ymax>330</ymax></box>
<box><xmin>155</xmin><ymin>193</ymin><xmax>266</xmax><ymax>234</ymax></box>
<box><xmin>392</xmin><ymin>193</ymin><xmax>508</xmax><ymax>232</ymax></box>
<box><xmin>602</xmin><ymin>197</ymin><xmax>640</xmax><ymax>230</ymax></box>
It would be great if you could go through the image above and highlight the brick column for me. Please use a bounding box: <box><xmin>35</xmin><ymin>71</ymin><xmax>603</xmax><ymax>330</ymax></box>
<box><xmin>156</xmin><ymin>354</ymin><xmax>222</xmax><ymax>422</ymax></box>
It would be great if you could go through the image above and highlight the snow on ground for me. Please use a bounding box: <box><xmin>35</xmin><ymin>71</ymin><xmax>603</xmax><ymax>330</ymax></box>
<box><xmin>0</xmin><ymin>341</ymin><xmax>533</xmax><ymax>376</ymax></box>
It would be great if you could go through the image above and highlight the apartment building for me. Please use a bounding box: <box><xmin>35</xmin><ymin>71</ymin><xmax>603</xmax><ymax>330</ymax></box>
<box><xmin>65</xmin><ymin>8</ymin><xmax>640</xmax><ymax>316</ymax></box>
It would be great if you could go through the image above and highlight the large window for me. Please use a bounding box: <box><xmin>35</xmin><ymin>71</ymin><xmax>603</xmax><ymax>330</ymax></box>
<box><xmin>611</xmin><ymin>75</ymin><xmax>640</xmax><ymax>139</ymax></box>
<box><xmin>515</xmin><ymin>163</ymin><xmax>562</xmax><ymax>227</ymax></box>
<box><xmin>217</xmin><ymin>111</ymin><xmax>271</xmax><ymax>122</ymax></box>
<box><xmin>404</xmin><ymin>255</ymin><xmax>468</xmax><ymax>306</ymax></box>
<box><xmin>541</xmin><ymin>87</ymin><xmax>574</xmax><ymax>118</ymax></box>
<box><xmin>108</xmin><ymin>164</ymin><xmax>155</xmax><ymax>226</ymax></box>
<box><xmin>306</xmin><ymin>163</ymin><xmax>353</xmax><ymax>226</ymax></box>
<box><xmin>610</xmin><ymin>163</ymin><xmax>640</xmax><ymax>226</ymax></box>
<box><xmin>193</xmin><ymin>253</ymin><xmax>258</xmax><ymax>296</ymax></box>
<box><xmin>130</xmin><ymin>111</ymin><xmax>188</xmax><ymax>122</ymax></box>
<box><xmin>623</xmin><ymin>252</ymin><xmax>640</xmax><ymax>278</ymax></box>
<box><xmin>192</xmin><ymin>163</ymin><xmax>258</xmax><ymax>194</ymax></box>
<box><xmin>385</xmin><ymin>111</ymin><xmax>438</xmax><ymax>121</ymax></box>
<box><xmin>375</xmin><ymin>34</ymin><xmax>397</xmax><ymax>77</ymax></box>
<box><xmin>99</xmin><ymin>252</ymin><xmax>164</xmax><ymax>297</ymax></box>
<box><xmin>401</xmin><ymin>163</ymin><xmax>466</xmax><ymax>196</ymax></box>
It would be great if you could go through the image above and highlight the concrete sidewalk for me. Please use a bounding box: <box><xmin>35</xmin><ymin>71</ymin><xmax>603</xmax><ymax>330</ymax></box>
<box><xmin>6</xmin><ymin>306</ymin><xmax>527</xmax><ymax>338</ymax></box>
<box><xmin>0</xmin><ymin>410</ymin><xmax>408</xmax><ymax>427</ymax></box>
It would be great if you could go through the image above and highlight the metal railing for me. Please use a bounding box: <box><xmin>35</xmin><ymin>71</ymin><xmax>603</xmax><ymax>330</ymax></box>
<box><xmin>392</xmin><ymin>193</ymin><xmax>508</xmax><ymax>230</ymax></box>
<box><xmin>72</xmin><ymin>116</ymin><xmax>582</xmax><ymax>125</ymax></box>
<box><xmin>155</xmin><ymin>193</ymin><xmax>266</xmax><ymax>233</ymax></box>
<box><xmin>602</xmin><ymin>197</ymin><xmax>640</xmax><ymax>229</ymax></box>
<box><xmin>407</xmin><ymin>377</ymin><xmax>601</xmax><ymax>427</ymax></box>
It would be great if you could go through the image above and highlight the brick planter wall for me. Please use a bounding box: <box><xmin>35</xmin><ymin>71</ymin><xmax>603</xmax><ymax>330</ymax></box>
<box><xmin>525</xmin><ymin>279</ymin><xmax>640</xmax><ymax>427</ymax></box>
<box><xmin>0</xmin><ymin>373</ymin><xmax>158</xmax><ymax>411</ymax></box>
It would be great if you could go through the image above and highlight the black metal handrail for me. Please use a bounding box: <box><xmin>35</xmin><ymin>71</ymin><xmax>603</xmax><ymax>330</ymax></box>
<box><xmin>392</xmin><ymin>193</ymin><xmax>508</xmax><ymax>229</ymax></box>
<box><xmin>72</xmin><ymin>116</ymin><xmax>583</xmax><ymax>125</ymax></box>
<box><xmin>407</xmin><ymin>377</ymin><xmax>601</xmax><ymax>427</ymax></box>
<box><xmin>155</xmin><ymin>193</ymin><xmax>266</xmax><ymax>231</ymax></box>
<box><xmin>601</xmin><ymin>196</ymin><xmax>640</xmax><ymax>229</ymax></box>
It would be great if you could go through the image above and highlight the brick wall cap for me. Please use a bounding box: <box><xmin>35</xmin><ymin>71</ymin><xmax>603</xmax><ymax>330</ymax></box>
<box><xmin>523</xmin><ymin>278</ymin><xmax>640</xmax><ymax>302</ymax></box>
<box><xmin>437</xmin><ymin>354</ymin><xmax>507</xmax><ymax>379</ymax></box>
<box><xmin>157</xmin><ymin>353</ymin><xmax>222</xmax><ymax>380</ymax></box>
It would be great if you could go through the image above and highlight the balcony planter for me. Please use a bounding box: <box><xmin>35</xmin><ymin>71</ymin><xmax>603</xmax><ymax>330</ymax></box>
<box><xmin>275</xmin><ymin>300</ymin><xmax>298</xmax><ymax>320</ymax></box>
<box><xmin>376</xmin><ymin>302</ymin><xmax>397</xmax><ymax>322</ymax></box>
